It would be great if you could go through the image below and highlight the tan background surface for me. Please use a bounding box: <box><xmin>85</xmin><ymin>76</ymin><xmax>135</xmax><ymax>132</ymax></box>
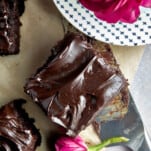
<box><xmin>111</xmin><ymin>45</ymin><xmax>144</xmax><ymax>84</ymax></box>
<box><xmin>0</xmin><ymin>0</ymin><xmax>145</xmax><ymax>150</ymax></box>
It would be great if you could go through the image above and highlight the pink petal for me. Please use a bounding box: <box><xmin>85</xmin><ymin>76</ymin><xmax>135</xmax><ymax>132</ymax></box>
<box><xmin>79</xmin><ymin>0</ymin><xmax>116</xmax><ymax>11</ymax></box>
<box><xmin>120</xmin><ymin>1</ymin><xmax>140</xmax><ymax>23</ymax></box>
<box><xmin>141</xmin><ymin>0</ymin><xmax>151</xmax><ymax>7</ymax></box>
<box><xmin>94</xmin><ymin>9</ymin><xmax>122</xmax><ymax>23</ymax></box>
<box><xmin>93</xmin><ymin>0</ymin><xmax>127</xmax><ymax>22</ymax></box>
<box><xmin>92</xmin><ymin>0</ymin><xmax>141</xmax><ymax>23</ymax></box>
<box><xmin>55</xmin><ymin>136</ymin><xmax>87</xmax><ymax>151</ymax></box>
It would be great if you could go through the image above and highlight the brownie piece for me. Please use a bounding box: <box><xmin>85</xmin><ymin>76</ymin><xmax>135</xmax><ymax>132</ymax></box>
<box><xmin>0</xmin><ymin>0</ymin><xmax>25</xmax><ymax>55</ymax></box>
<box><xmin>0</xmin><ymin>99</ymin><xmax>41</xmax><ymax>151</ymax></box>
<box><xmin>25</xmin><ymin>33</ymin><xmax>129</xmax><ymax>136</ymax></box>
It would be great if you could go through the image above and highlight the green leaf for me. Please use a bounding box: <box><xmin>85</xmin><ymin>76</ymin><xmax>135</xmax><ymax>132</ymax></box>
<box><xmin>88</xmin><ymin>136</ymin><xmax>129</xmax><ymax>151</ymax></box>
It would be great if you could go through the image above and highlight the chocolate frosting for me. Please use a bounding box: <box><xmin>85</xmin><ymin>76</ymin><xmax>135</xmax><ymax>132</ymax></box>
<box><xmin>0</xmin><ymin>136</ymin><xmax>19</xmax><ymax>151</ymax></box>
<box><xmin>0</xmin><ymin>100</ymin><xmax>41</xmax><ymax>151</ymax></box>
<box><xmin>25</xmin><ymin>33</ymin><xmax>128</xmax><ymax>136</ymax></box>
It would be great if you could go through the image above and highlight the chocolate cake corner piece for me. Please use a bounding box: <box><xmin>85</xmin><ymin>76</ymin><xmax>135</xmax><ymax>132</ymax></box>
<box><xmin>0</xmin><ymin>0</ymin><xmax>25</xmax><ymax>55</ymax></box>
<box><xmin>25</xmin><ymin>33</ymin><xmax>129</xmax><ymax>136</ymax></box>
<box><xmin>0</xmin><ymin>99</ymin><xmax>41</xmax><ymax>151</ymax></box>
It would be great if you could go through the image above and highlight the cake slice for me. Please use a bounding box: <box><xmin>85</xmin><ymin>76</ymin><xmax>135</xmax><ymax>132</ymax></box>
<box><xmin>0</xmin><ymin>99</ymin><xmax>41</xmax><ymax>151</ymax></box>
<box><xmin>0</xmin><ymin>0</ymin><xmax>24</xmax><ymax>55</ymax></box>
<box><xmin>24</xmin><ymin>33</ymin><xmax>129</xmax><ymax>136</ymax></box>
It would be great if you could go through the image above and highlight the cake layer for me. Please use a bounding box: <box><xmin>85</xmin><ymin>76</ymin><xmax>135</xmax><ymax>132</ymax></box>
<box><xmin>25</xmin><ymin>33</ymin><xmax>129</xmax><ymax>136</ymax></box>
<box><xmin>0</xmin><ymin>0</ymin><xmax>24</xmax><ymax>55</ymax></box>
<box><xmin>0</xmin><ymin>99</ymin><xmax>41</xmax><ymax>151</ymax></box>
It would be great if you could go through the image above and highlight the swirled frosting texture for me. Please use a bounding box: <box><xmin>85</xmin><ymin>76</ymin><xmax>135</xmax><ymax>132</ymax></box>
<box><xmin>25</xmin><ymin>33</ymin><xmax>128</xmax><ymax>136</ymax></box>
<box><xmin>0</xmin><ymin>100</ymin><xmax>41</xmax><ymax>151</ymax></box>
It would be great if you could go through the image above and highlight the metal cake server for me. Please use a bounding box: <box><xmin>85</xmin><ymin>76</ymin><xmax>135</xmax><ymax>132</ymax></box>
<box><xmin>105</xmin><ymin>145</ymin><xmax>133</xmax><ymax>151</ymax></box>
<box><xmin>130</xmin><ymin>45</ymin><xmax>151</xmax><ymax>150</ymax></box>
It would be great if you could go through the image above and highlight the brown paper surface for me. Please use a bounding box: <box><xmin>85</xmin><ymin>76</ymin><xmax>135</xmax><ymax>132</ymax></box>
<box><xmin>111</xmin><ymin>45</ymin><xmax>144</xmax><ymax>84</ymax></box>
<box><xmin>0</xmin><ymin>0</ymin><xmax>144</xmax><ymax>150</ymax></box>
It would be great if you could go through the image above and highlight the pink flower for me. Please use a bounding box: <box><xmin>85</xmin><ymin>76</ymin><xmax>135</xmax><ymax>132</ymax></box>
<box><xmin>79</xmin><ymin>0</ymin><xmax>151</xmax><ymax>23</ymax></box>
<box><xmin>55</xmin><ymin>135</ymin><xmax>129</xmax><ymax>151</ymax></box>
<box><xmin>55</xmin><ymin>136</ymin><xmax>87</xmax><ymax>151</ymax></box>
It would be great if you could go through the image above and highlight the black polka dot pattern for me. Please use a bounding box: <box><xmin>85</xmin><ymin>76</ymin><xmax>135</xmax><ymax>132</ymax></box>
<box><xmin>53</xmin><ymin>0</ymin><xmax>151</xmax><ymax>46</ymax></box>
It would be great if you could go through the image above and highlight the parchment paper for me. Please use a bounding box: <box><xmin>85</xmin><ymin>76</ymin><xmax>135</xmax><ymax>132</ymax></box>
<box><xmin>0</xmin><ymin>0</ymin><xmax>145</xmax><ymax>150</ymax></box>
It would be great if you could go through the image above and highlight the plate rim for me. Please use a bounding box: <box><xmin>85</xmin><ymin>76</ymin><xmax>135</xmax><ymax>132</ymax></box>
<box><xmin>53</xmin><ymin>0</ymin><xmax>151</xmax><ymax>46</ymax></box>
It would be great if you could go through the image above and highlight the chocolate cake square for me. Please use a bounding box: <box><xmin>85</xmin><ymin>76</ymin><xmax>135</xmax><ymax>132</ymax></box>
<box><xmin>0</xmin><ymin>99</ymin><xmax>41</xmax><ymax>151</ymax></box>
<box><xmin>25</xmin><ymin>33</ymin><xmax>129</xmax><ymax>136</ymax></box>
<box><xmin>0</xmin><ymin>0</ymin><xmax>24</xmax><ymax>55</ymax></box>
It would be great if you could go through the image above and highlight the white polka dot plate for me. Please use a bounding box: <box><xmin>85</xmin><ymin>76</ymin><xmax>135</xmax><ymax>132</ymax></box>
<box><xmin>53</xmin><ymin>0</ymin><xmax>151</xmax><ymax>46</ymax></box>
